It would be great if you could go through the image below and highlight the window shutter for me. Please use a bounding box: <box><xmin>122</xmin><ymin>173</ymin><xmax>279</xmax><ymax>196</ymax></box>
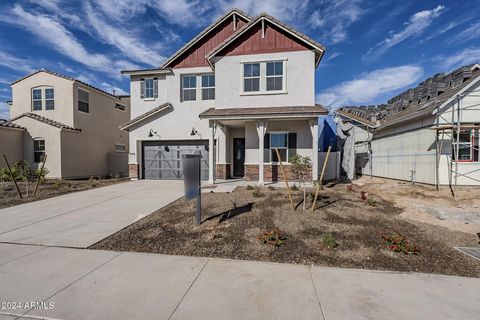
<box><xmin>140</xmin><ymin>79</ymin><xmax>145</xmax><ymax>99</ymax></box>
<box><xmin>153</xmin><ymin>78</ymin><xmax>158</xmax><ymax>98</ymax></box>
<box><xmin>263</xmin><ymin>133</ymin><xmax>270</xmax><ymax>163</ymax></box>
<box><xmin>288</xmin><ymin>132</ymin><xmax>297</xmax><ymax>161</ymax></box>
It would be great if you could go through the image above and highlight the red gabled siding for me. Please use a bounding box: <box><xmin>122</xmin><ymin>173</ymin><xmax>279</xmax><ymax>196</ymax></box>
<box><xmin>170</xmin><ymin>16</ymin><xmax>248</xmax><ymax>68</ymax></box>
<box><xmin>218</xmin><ymin>22</ymin><xmax>309</xmax><ymax>57</ymax></box>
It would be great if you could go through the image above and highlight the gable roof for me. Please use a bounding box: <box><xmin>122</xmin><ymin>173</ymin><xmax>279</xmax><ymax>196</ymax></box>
<box><xmin>0</xmin><ymin>119</ymin><xmax>24</xmax><ymax>130</ymax></box>
<box><xmin>11</xmin><ymin>113</ymin><xmax>81</xmax><ymax>132</ymax></box>
<box><xmin>11</xmin><ymin>69</ymin><xmax>121</xmax><ymax>99</ymax></box>
<box><xmin>335</xmin><ymin>109</ymin><xmax>378</xmax><ymax>128</ymax></box>
<box><xmin>161</xmin><ymin>9</ymin><xmax>251</xmax><ymax>68</ymax></box>
<box><xmin>120</xmin><ymin>102</ymin><xmax>173</xmax><ymax>131</ymax></box>
<box><xmin>206</xmin><ymin>13</ymin><xmax>326</xmax><ymax>68</ymax></box>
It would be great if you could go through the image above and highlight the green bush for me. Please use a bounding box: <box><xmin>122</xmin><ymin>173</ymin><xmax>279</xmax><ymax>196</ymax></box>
<box><xmin>257</xmin><ymin>229</ymin><xmax>287</xmax><ymax>247</ymax></box>
<box><xmin>322</xmin><ymin>234</ymin><xmax>338</xmax><ymax>248</ymax></box>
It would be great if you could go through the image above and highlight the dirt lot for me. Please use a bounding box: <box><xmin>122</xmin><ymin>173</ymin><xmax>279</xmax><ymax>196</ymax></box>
<box><xmin>0</xmin><ymin>178</ymin><xmax>127</xmax><ymax>209</ymax></box>
<box><xmin>92</xmin><ymin>183</ymin><xmax>480</xmax><ymax>278</ymax></box>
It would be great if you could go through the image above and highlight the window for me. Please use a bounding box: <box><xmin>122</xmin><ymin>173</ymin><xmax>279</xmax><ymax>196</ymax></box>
<box><xmin>45</xmin><ymin>88</ymin><xmax>54</xmax><ymax>110</ymax></box>
<box><xmin>266</xmin><ymin>61</ymin><xmax>283</xmax><ymax>91</ymax></box>
<box><xmin>115</xmin><ymin>144</ymin><xmax>126</xmax><ymax>152</ymax></box>
<box><xmin>270</xmin><ymin>133</ymin><xmax>288</xmax><ymax>162</ymax></box>
<box><xmin>34</xmin><ymin>139</ymin><xmax>45</xmax><ymax>163</ymax></box>
<box><xmin>115</xmin><ymin>103</ymin><xmax>126</xmax><ymax>111</ymax></box>
<box><xmin>32</xmin><ymin>89</ymin><xmax>42</xmax><ymax>111</ymax></box>
<box><xmin>202</xmin><ymin>74</ymin><xmax>215</xmax><ymax>100</ymax></box>
<box><xmin>182</xmin><ymin>75</ymin><xmax>197</xmax><ymax>101</ymax></box>
<box><xmin>78</xmin><ymin>89</ymin><xmax>89</xmax><ymax>113</ymax></box>
<box><xmin>145</xmin><ymin>78</ymin><xmax>154</xmax><ymax>99</ymax></box>
<box><xmin>243</xmin><ymin>63</ymin><xmax>260</xmax><ymax>92</ymax></box>
<box><xmin>453</xmin><ymin>129</ymin><xmax>479</xmax><ymax>162</ymax></box>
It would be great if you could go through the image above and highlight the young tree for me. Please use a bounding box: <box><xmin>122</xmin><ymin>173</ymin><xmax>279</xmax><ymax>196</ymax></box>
<box><xmin>289</xmin><ymin>155</ymin><xmax>311</xmax><ymax>210</ymax></box>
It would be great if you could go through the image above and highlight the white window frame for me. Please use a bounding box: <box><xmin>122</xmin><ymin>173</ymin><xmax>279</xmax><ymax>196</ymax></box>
<box><xmin>266</xmin><ymin>61</ymin><xmax>284</xmax><ymax>92</ymax></box>
<box><xmin>144</xmin><ymin>78</ymin><xmax>154</xmax><ymax>99</ymax></box>
<box><xmin>32</xmin><ymin>88</ymin><xmax>42</xmax><ymax>111</ymax></box>
<box><xmin>243</xmin><ymin>62</ymin><xmax>260</xmax><ymax>93</ymax></box>
<box><xmin>181</xmin><ymin>75</ymin><xmax>197</xmax><ymax>102</ymax></box>
<box><xmin>45</xmin><ymin>87</ymin><xmax>55</xmax><ymax>110</ymax></box>
<box><xmin>269</xmin><ymin>131</ymin><xmax>289</xmax><ymax>164</ymax></box>
<box><xmin>115</xmin><ymin>143</ymin><xmax>127</xmax><ymax>153</ymax></box>
<box><xmin>201</xmin><ymin>74</ymin><xmax>215</xmax><ymax>100</ymax></box>
<box><xmin>77</xmin><ymin>88</ymin><xmax>90</xmax><ymax>114</ymax></box>
<box><xmin>34</xmin><ymin>139</ymin><xmax>45</xmax><ymax>163</ymax></box>
<box><xmin>240</xmin><ymin>59</ymin><xmax>287</xmax><ymax>96</ymax></box>
<box><xmin>453</xmin><ymin>129</ymin><xmax>479</xmax><ymax>162</ymax></box>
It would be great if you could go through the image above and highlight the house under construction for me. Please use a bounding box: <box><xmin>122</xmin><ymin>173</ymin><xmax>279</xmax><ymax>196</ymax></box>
<box><xmin>335</xmin><ymin>64</ymin><xmax>480</xmax><ymax>188</ymax></box>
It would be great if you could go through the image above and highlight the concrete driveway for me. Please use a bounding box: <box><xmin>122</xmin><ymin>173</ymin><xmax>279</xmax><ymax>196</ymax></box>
<box><xmin>0</xmin><ymin>180</ymin><xmax>184</xmax><ymax>247</ymax></box>
<box><xmin>0</xmin><ymin>244</ymin><xmax>478</xmax><ymax>320</ymax></box>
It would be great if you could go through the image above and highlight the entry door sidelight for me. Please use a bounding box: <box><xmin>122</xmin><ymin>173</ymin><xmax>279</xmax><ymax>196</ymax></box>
<box><xmin>233</xmin><ymin>138</ymin><xmax>245</xmax><ymax>177</ymax></box>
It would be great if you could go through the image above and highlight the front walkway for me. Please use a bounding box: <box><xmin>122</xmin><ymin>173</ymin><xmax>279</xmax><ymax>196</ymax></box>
<box><xmin>0</xmin><ymin>180</ymin><xmax>184</xmax><ymax>247</ymax></box>
<box><xmin>0</xmin><ymin>243</ymin><xmax>478</xmax><ymax>320</ymax></box>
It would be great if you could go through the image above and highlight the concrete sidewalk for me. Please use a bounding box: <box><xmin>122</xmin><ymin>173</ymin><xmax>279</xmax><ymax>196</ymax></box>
<box><xmin>0</xmin><ymin>180</ymin><xmax>183</xmax><ymax>247</ymax></box>
<box><xmin>0</xmin><ymin>244</ymin><xmax>478</xmax><ymax>320</ymax></box>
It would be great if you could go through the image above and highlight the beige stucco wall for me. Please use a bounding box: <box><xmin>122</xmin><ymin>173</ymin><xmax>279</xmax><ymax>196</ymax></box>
<box><xmin>0</xmin><ymin>127</ymin><xmax>24</xmax><ymax>165</ymax></box>
<box><xmin>11</xmin><ymin>72</ymin><xmax>75</xmax><ymax>126</ymax></box>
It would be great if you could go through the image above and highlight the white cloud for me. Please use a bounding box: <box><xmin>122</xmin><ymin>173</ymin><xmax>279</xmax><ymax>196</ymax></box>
<box><xmin>316</xmin><ymin>65</ymin><xmax>424</xmax><ymax>108</ymax></box>
<box><xmin>434</xmin><ymin>47</ymin><xmax>480</xmax><ymax>70</ymax></box>
<box><xmin>100</xmin><ymin>82</ymin><xmax>128</xmax><ymax>96</ymax></box>
<box><xmin>0</xmin><ymin>102</ymin><xmax>10</xmax><ymax>120</ymax></box>
<box><xmin>7</xmin><ymin>5</ymin><xmax>130</xmax><ymax>77</ymax></box>
<box><xmin>363</xmin><ymin>5</ymin><xmax>444</xmax><ymax>61</ymax></box>
<box><xmin>150</xmin><ymin>0</ymin><xmax>213</xmax><ymax>26</ymax></box>
<box><xmin>84</xmin><ymin>2</ymin><xmax>166</xmax><ymax>66</ymax></box>
<box><xmin>93</xmin><ymin>0</ymin><xmax>148</xmax><ymax>21</ymax></box>
<box><xmin>451</xmin><ymin>21</ymin><xmax>480</xmax><ymax>44</ymax></box>
<box><xmin>0</xmin><ymin>50</ymin><xmax>36</xmax><ymax>74</ymax></box>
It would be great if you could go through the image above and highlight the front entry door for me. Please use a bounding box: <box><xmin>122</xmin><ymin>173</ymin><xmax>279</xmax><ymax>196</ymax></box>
<box><xmin>233</xmin><ymin>138</ymin><xmax>245</xmax><ymax>177</ymax></box>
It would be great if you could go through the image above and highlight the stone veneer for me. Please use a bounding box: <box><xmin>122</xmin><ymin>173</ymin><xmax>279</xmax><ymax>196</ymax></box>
<box><xmin>129</xmin><ymin>164</ymin><xmax>139</xmax><ymax>179</ymax></box>
<box><xmin>244</xmin><ymin>164</ymin><xmax>312</xmax><ymax>182</ymax></box>
<box><xmin>216</xmin><ymin>163</ymin><xmax>231</xmax><ymax>180</ymax></box>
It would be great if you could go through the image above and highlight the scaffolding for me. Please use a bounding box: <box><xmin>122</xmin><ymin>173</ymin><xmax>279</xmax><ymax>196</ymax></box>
<box><xmin>433</xmin><ymin>91</ymin><xmax>480</xmax><ymax>196</ymax></box>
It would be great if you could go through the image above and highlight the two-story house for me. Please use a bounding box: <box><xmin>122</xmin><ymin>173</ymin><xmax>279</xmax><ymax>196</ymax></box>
<box><xmin>7</xmin><ymin>69</ymin><xmax>130</xmax><ymax>179</ymax></box>
<box><xmin>121</xmin><ymin>9</ymin><xmax>327</xmax><ymax>184</ymax></box>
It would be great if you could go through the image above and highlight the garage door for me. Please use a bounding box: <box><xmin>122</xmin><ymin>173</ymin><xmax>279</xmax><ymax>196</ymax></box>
<box><xmin>142</xmin><ymin>140</ymin><xmax>209</xmax><ymax>180</ymax></box>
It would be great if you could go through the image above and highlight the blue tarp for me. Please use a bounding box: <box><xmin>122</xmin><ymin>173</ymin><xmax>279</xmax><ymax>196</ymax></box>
<box><xmin>318</xmin><ymin>115</ymin><xmax>337</xmax><ymax>152</ymax></box>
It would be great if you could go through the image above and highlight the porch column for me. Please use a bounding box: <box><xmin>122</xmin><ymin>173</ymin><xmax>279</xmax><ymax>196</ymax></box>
<box><xmin>256</xmin><ymin>120</ymin><xmax>268</xmax><ymax>185</ymax></box>
<box><xmin>208</xmin><ymin>120</ymin><xmax>216</xmax><ymax>184</ymax></box>
<box><xmin>309</xmin><ymin>118</ymin><xmax>319</xmax><ymax>181</ymax></box>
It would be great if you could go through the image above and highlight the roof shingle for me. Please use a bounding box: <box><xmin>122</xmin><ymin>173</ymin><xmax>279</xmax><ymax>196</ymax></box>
<box><xmin>10</xmin><ymin>113</ymin><xmax>81</xmax><ymax>131</ymax></box>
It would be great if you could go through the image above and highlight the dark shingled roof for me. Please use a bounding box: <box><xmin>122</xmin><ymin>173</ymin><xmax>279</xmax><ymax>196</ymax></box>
<box><xmin>11</xmin><ymin>69</ymin><xmax>122</xmax><ymax>99</ymax></box>
<box><xmin>199</xmin><ymin>105</ymin><xmax>328</xmax><ymax>119</ymax></box>
<box><xmin>335</xmin><ymin>109</ymin><xmax>378</xmax><ymax>127</ymax></box>
<box><xmin>0</xmin><ymin>119</ymin><xmax>24</xmax><ymax>130</ymax></box>
<box><xmin>120</xmin><ymin>102</ymin><xmax>173</xmax><ymax>130</ymax></box>
<box><xmin>10</xmin><ymin>113</ymin><xmax>81</xmax><ymax>132</ymax></box>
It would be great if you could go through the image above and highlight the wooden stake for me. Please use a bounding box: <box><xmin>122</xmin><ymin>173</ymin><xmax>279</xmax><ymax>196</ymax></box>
<box><xmin>275</xmin><ymin>148</ymin><xmax>295</xmax><ymax>210</ymax></box>
<box><xmin>33</xmin><ymin>154</ymin><xmax>47</xmax><ymax>197</ymax></box>
<box><xmin>2</xmin><ymin>154</ymin><xmax>22</xmax><ymax>199</ymax></box>
<box><xmin>312</xmin><ymin>146</ymin><xmax>331</xmax><ymax>212</ymax></box>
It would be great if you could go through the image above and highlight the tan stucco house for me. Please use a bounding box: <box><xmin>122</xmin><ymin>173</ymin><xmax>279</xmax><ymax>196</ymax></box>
<box><xmin>122</xmin><ymin>9</ymin><xmax>328</xmax><ymax>184</ymax></box>
<box><xmin>2</xmin><ymin>69</ymin><xmax>130</xmax><ymax>179</ymax></box>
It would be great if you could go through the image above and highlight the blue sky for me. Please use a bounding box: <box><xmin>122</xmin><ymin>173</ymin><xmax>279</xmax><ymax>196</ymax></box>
<box><xmin>1</xmin><ymin>0</ymin><xmax>480</xmax><ymax>118</ymax></box>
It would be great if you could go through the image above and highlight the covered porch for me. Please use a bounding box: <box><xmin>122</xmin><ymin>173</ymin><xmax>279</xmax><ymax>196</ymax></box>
<box><xmin>199</xmin><ymin>105</ymin><xmax>328</xmax><ymax>185</ymax></box>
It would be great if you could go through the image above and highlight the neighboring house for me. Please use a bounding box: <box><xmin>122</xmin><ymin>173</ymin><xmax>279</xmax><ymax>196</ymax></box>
<box><xmin>122</xmin><ymin>9</ymin><xmax>328</xmax><ymax>184</ymax></box>
<box><xmin>6</xmin><ymin>69</ymin><xmax>130</xmax><ymax>179</ymax></box>
<box><xmin>0</xmin><ymin>119</ymin><xmax>25</xmax><ymax>165</ymax></box>
<box><xmin>336</xmin><ymin>64</ymin><xmax>480</xmax><ymax>187</ymax></box>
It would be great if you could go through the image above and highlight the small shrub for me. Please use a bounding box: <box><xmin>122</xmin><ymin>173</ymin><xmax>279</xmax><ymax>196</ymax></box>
<box><xmin>322</xmin><ymin>234</ymin><xmax>338</xmax><ymax>248</ymax></box>
<box><xmin>257</xmin><ymin>229</ymin><xmax>287</xmax><ymax>247</ymax></box>
<box><xmin>252</xmin><ymin>189</ymin><xmax>264</xmax><ymax>198</ymax></box>
<box><xmin>381</xmin><ymin>232</ymin><xmax>419</xmax><ymax>254</ymax></box>
<box><xmin>290</xmin><ymin>184</ymin><xmax>299</xmax><ymax>191</ymax></box>
<box><xmin>246</xmin><ymin>185</ymin><xmax>254</xmax><ymax>190</ymax></box>
<box><xmin>88</xmin><ymin>177</ymin><xmax>99</xmax><ymax>187</ymax></box>
<box><xmin>267</xmin><ymin>185</ymin><xmax>276</xmax><ymax>191</ymax></box>
<box><xmin>366</xmin><ymin>197</ymin><xmax>377</xmax><ymax>206</ymax></box>
<box><xmin>53</xmin><ymin>180</ymin><xmax>61</xmax><ymax>188</ymax></box>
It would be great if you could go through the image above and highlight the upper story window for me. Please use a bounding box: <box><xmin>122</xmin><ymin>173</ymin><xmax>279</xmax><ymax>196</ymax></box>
<box><xmin>140</xmin><ymin>78</ymin><xmax>158</xmax><ymax>99</ymax></box>
<box><xmin>202</xmin><ymin>74</ymin><xmax>215</xmax><ymax>100</ymax></box>
<box><xmin>115</xmin><ymin>103</ymin><xmax>126</xmax><ymax>111</ymax></box>
<box><xmin>243</xmin><ymin>63</ymin><xmax>260</xmax><ymax>92</ymax></box>
<box><xmin>182</xmin><ymin>75</ymin><xmax>197</xmax><ymax>101</ymax></box>
<box><xmin>32</xmin><ymin>88</ymin><xmax>42</xmax><ymax>111</ymax></box>
<box><xmin>453</xmin><ymin>129</ymin><xmax>479</xmax><ymax>162</ymax></box>
<box><xmin>266</xmin><ymin>61</ymin><xmax>283</xmax><ymax>91</ymax></box>
<box><xmin>45</xmin><ymin>88</ymin><xmax>55</xmax><ymax>110</ymax></box>
<box><xmin>34</xmin><ymin>139</ymin><xmax>45</xmax><ymax>163</ymax></box>
<box><xmin>78</xmin><ymin>89</ymin><xmax>89</xmax><ymax>113</ymax></box>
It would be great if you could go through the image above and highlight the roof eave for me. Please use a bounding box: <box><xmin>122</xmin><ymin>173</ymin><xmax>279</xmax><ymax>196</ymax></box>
<box><xmin>120</xmin><ymin>104</ymin><xmax>172</xmax><ymax>131</ymax></box>
<box><xmin>432</xmin><ymin>74</ymin><xmax>480</xmax><ymax>115</ymax></box>
<box><xmin>120</xmin><ymin>68</ymin><xmax>173</xmax><ymax>76</ymax></box>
